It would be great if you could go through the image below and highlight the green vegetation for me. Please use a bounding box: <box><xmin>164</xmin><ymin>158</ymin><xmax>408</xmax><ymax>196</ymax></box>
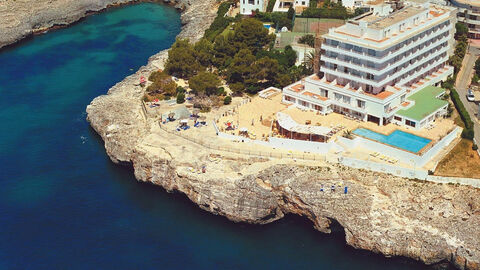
<box><xmin>254</xmin><ymin>11</ymin><xmax>293</xmax><ymax>30</ymax></box>
<box><xmin>176</xmin><ymin>92</ymin><xmax>185</xmax><ymax>104</ymax></box>
<box><xmin>164</xmin><ymin>17</ymin><xmax>307</xmax><ymax>97</ymax></box>
<box><xmin>455</xmin><ymin>22</ymin><xmax>469</xmax><ymax>40</ymax></box>
<box><xmin>287</xmin><ymin>7</ymin><xmax>295</xmax><ymax>20</ymax></box>
<box><xmin>300</xmin><ymin>0</ymin><xmax>354</xmax><ymax>19</ymax></box>
<box><xmin>224</xmin><ymin>95</ymin><xmax>232</xmax><ymax>105</ymax></box>
<box><xmin>204</xmin><ymin>1</ymin><xmax>235</xmax><ymax>41</ymax></box>
<box><xmin>449</xmin><ymin>23</ymin><xmax>469</xmax><ymax>76</ymax></box>
<box><xmin>189</xmin><ymin>72</ymin><xmax>221</xmax><ymax>96</ymax></box>
<box><xmin>298</xmin><ymin>34</ymin><xmax>315</xmax><ymax>47</ymax></box>
<box><xmin>396</xmin><ymin>86</ymin><xmax>448</xmax><ymax>121</ymax></box>
<box><xmin>473</xmin><ymin>57</ymin><xmax>480</xmax><ymax>84</ymax></box>
<box><xmin>144</xmin><ymin>70</ymin><xmax>177</xmax><ymax>101</ymax></box>
<box><xmin>450</xmin><ymin>88</ymin><xmax>474</xmax><ymax>140</ymax></box>
<box><xmin>266</xmin><ymin>0</ymin><xmax>276</xmax><ymax>12</ymax></box>
<box><xmin>165</xmin><ymin>39</ymin><xmax>204</xmax><ymax>78</ymax></box>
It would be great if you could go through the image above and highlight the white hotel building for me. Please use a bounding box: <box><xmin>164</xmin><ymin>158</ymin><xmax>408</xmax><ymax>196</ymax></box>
<box><xmin>282</xmin><ymin>3</ymin><xmax>457</xmax><ymax>129</ymax></box>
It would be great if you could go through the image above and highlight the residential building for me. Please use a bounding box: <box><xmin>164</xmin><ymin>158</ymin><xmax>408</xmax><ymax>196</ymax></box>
<box><xmin>240</xmin><ymin>0</ymin><xmax>267</xmax><ymax>15</ymax></box>
<box><xmin>282</xmin><ymin>2</ymin><xmax>457</xmax><ymax>130</ymax></box>
<box><xmin>450</xmin><ymin>0</ymin><xmax>480</xmax><ymax>39</ymax></box>
<box><xmin>273</xmin><ymin>0</ymin><xmax>310</xmax><ymax>13</ymax></box>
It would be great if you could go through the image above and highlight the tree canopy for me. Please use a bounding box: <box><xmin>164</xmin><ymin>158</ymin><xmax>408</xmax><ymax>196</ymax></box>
<box><xmin>189</xmin><ymin>72</ymin><xmax>221</xmax><ymax>96</ymax></box>
<box><xmin>165</xmin><ymin>39</ymin><xmax>204</xmax><ymax>79</ymax></box>
<box><xmin>232</xmin><ymin>18</ymin><xmax>270</xmax><ymax>54</ymax></box>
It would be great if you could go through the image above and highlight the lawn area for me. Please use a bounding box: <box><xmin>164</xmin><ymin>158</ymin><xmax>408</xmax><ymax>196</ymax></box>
<box><xmin>397</xmin><ymin>86</ymin><xmax>448</xmax><ymax>121</ymax></box>
<box><xmin>435</xmin><ymin>139</ymin><xmax>480</xmax><ymax>178</ymax></box>
<box><xmin>220</xmin><ymin>23</ymin><xmax>234</xmax><ymax>37</ymax></box>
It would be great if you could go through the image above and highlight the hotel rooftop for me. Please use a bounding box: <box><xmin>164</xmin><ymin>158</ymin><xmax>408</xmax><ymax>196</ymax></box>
<box><xmin>323</xmin><ymin>2</ymin><xmax>453</xmax><ymax>49</ymax></box>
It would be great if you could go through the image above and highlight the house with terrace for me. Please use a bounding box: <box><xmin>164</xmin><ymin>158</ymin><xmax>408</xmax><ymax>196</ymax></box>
<box><xmin>282</xmin><ymin>2</ymin><xmax>457</xmax><ymax>130</ymax></box>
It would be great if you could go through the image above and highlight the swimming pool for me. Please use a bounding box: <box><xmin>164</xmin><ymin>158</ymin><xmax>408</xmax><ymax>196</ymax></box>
<box><xmin>353</xmin><ymin>128</ymin><xmax>431</xmax><ymax>153</ymax></box>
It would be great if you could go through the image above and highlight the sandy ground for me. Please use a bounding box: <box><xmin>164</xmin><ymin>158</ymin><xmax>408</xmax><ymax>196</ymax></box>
<box><xmin>155</xmin><ymin>92</ymin><xmax>458</xmax><ymax>170</ymax></box>
<box><xmin>217</xmin><ymin>94</ymin><xmax>456</xmax><ymax>142</ymax></box>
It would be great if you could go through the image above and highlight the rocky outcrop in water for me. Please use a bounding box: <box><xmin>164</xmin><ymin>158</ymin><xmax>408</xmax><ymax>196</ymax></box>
<box><xmin>85</xmin><ymin>2</ymin><xmax>480</xmax><ymax>269</ymax></box>
<box><xmin>0</xmin><ymin>0</ymin><xmax>194</xmax><ymax>49</ymax></box>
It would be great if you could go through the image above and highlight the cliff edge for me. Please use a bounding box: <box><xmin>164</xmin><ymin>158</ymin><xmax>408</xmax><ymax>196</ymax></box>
<box><xmin>85</xmin><ymin>2</ymin><xmax>480</xmax><ymax>270</ymax></box>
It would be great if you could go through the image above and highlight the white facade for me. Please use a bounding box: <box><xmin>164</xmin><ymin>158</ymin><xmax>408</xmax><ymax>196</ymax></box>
<box><xmin>450</xmin><ymin>0</ymin><xmax>480</xmax><ymax>39</ymax></box>
<box><xmin>342</xmin><ymin>0</ymin><xmax>370</xmax><ymax>9</ymax></box>
<box><xmin>282</xmin><ymin>3</ymin><xmax>456</xmax><ymax>129</ymax></box>
<box><xmin>273</xmin><ymin>0</ymin><xmax>310</xmax><ymax>12</ymax></box>
<box><xmin>240</xmin><ymin>0</ymin><xmax>267</xmax><ymax>15</ymax></box>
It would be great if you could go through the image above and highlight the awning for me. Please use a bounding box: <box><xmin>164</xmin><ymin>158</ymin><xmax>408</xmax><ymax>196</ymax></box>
<box><xmin>276</xmin><ymin>112</ymin><xmax>331</xmax><ymax>136</ymax></box>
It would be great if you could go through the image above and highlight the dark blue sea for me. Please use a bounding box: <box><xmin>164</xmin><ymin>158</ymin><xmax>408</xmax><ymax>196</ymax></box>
<box><xmin>0</xmin><ymin>3</ymin><xmax>433</xmax><ymax>269</ymax></box>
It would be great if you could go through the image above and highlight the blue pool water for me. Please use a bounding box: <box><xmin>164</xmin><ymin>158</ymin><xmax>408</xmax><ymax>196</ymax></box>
<box><xmin>0</xmin><ymin>3</ymin><xmax>434</xmax><ymax>269</ymax></box>
<box><xmin>353</xmin><ymin>128</ymin><xmax>432</xmax><ymax>153</ymax></box>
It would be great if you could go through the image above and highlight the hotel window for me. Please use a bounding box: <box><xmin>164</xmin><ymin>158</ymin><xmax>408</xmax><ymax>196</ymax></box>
<box><xmin>314</xmin><ymin>105</ymin><xmax>323</xmax><ymax>111</ymax></box>
<box><xmin>334</xmin><ymin>93</ymin><xmax>342</xmax><ymax>101</ymax></box>
<box><xmin>365</xmin><ymin>85</ymin><xmax>373</xmax><ymax>92</ymax></box>
<box><xmin>320</xmin><ymin>89</ymin><xmax>328</xmax><ymax>97</ymax></box>
<box><xmin>406</xmin><ymin>119</ymin><xmax>416</xmax><ymax>127</ymax></box>
<box><xmin>357</xmin><ymin>100</ymin><xmax>365</xmax><ymax>109</ymax></box>
<box><xmin>343</xmin><ymin>96</ymin><xmax>351</xmax><ymax>104</ymax></box>
<box><xmin>366</xmin><ymin>73</ymin><xmax>373</xmax><ymax>80</ymax></box>
<box><xmin>394</xmin><ymin>116</ymin><xmax>402</xmax><ymax>121</ymax></box>
<box><xmin>401</xmin><ymin>94</ymin><xmax>406</xmax><ymax>103</ymax></box>
<box><xmin>285</xmin><ymin>96</ymin><xmax>295</xmax><ymax>102</ymax></box>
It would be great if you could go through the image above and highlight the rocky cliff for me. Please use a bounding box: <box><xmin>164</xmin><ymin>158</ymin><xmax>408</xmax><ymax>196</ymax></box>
<box><xmin>85</xmin><ymin>2</ymin><xmax>480</xmax><ymax>269</ymax></box>
<box><xmin>5</xmin><ymin>0</ymin><xmax>478</xmax><ymax>268</ymax></box>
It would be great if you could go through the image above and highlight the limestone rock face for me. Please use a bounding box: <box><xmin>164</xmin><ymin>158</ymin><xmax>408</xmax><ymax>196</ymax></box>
<box><xmin>87</xmin><ymin>58</ymin><xmax>480</xmax><ymax>270</ymax></box>
<box><xmin>15</xmin><ymin>0</ymin><xmax>480</xmax><ymax>268</ymax></box>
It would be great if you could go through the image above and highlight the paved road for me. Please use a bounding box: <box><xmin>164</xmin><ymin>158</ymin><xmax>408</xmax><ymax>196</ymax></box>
<box><xmin>455</xmin><ymin>44</ymin><xmax>480</xmax><ymax>147</ymax></box>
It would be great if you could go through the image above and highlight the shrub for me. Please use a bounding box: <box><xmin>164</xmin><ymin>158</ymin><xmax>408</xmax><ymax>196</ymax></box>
<box><xmin>217</xmin><ymin>87</ymin><xmax>226</xmax><ymax>96</ymax></box>
<box><xmin>267</xmin><ymin>0</ymin><xmax>276</xmax><ymax>12</ymax></box>
<box><xmin>204</xmin><ymin>1</ymin><xmax>234</xmax><ymax>41</ymax></box>
<box><xmin>189</xmin><ymin>72</ymin><xmax>221</xmax><ymax>96</ymax></box>
<box><xmin>298</xmin><ymin>34</ymin><xmax>315</xmax><ymax>47</ymax></box>
<box><xmin>450</xmin><ymin>88</ymin><xmax>474</xmax><ymax>140</ymax></box>
<box><xmin>176</xmin><ymin>92</ymin><xmax>185</xmax><ymax>104</ymax></box>
<box><xmin>224</xmin><ymin>96</ymin><xmax>232</xmax><ymax>105</ymax></box>
<box><xmin>176</xmin><ymin>86</ymin><xmax>186</xmax><ymax>94</ymax></box>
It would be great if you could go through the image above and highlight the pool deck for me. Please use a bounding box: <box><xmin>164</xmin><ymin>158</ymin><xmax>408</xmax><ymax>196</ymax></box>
<box><xmin>353</xmin><ymin>128</ymin><xmax>433</xmax><ymax>155</ymax></box>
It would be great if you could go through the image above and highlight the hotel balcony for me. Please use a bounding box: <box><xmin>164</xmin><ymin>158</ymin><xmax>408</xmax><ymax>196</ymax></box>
<box><xmin>320</xmin><ymin>24</ymin><xmax>450</xmax><ymax>65</ymax></box>
<box><xmin>321</xmin><ymin>34</ymin><xmax>450</xmax><ymax>77</ymax></box>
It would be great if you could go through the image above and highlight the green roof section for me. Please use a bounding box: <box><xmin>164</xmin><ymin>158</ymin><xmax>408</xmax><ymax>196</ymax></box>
<box><xmin>397</xmin><ymin>86</ymin><xmax>448</xmax><ymax>122</ymax></box>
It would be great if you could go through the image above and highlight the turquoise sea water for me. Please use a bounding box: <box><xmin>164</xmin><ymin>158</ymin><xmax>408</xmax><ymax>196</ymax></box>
<box><xmin>353</xmin><ymin>128</ymin><xmax>431</xmax><ymax>153</ymax></box>
<box><xmin>0</xmin><ymin>3</ymin><xmax>435</xmax><ymax>269</ymax></box>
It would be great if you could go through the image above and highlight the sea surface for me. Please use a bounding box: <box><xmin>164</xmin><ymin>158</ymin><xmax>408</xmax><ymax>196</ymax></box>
<box><xmin>0</xmin><ymin>3</ymin><xmax>433</xmax><ymax>269</ymax></box>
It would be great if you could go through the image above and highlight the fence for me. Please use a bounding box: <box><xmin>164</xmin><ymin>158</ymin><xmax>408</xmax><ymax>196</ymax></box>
<box><xmin>159</xmin><ymin>123</ymin><xmax>330</xmax><ymax>161</ymax></box>
<box><xmin>158</xmin><ymin>122</ymin><xmax>480</xmax><ymax>186</ymax></box>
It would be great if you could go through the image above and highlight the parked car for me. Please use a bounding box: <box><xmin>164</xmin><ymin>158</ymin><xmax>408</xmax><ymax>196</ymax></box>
<box><xmin>467</xmin><ymin>89</ymin><xmax>475</xmax><ymax>102</ymax></box>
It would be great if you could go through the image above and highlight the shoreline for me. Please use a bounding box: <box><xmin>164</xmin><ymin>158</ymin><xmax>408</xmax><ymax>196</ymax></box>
<box><xmin>85</xmin><ymin>2</ymin><xmax>479</xmax><ymax>270</ymax></box>
<box><xmin>2</xmin><ymin>0</ymin><xmax>478</xmax><ymax>268</ymax></box>
<box><xmin>0</xmin><ymin>0</ymin><xmax>186</xmax><ymax>51</ymax></box>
